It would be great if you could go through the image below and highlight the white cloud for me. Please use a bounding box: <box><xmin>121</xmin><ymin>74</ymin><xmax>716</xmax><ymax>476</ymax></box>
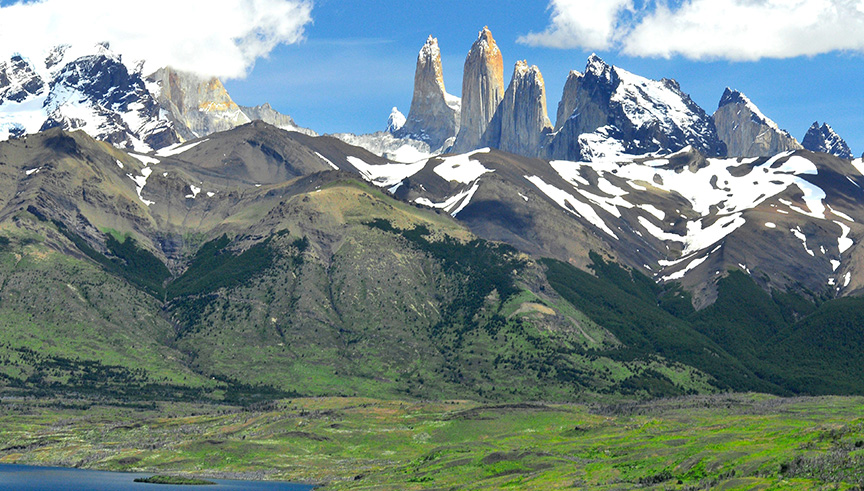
<box><xmin>517</xmin><ymin>0</ymin><xmax>635</xmax><ymax>50</ymax></box>
<box><xmin>523</xmin><ymin>0</ymin><xmax>864</xmax><ymax>61</ymax></box>
<box><xmin>0</xmin><ymin>0</ymin><xmax>313</xmax><ymax>79</ymax></box>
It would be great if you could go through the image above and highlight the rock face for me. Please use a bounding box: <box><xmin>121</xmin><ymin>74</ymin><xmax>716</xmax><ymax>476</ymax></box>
<box><xmin>802</xmin><ymin>122</ymin><xmax>852</xmax><ymax>159</ymax></box>
<box><xmin>480</xmin><ymin>61</ymin><xmax>552</xmax><ymax>157</ymax></box>
<box><xmin>713</xmin><ymin>88</ymin><xmax>801</xmax><ymax>157</ymax></box>
<box><xmin>394</xmin><ymin>36</ymin><xmax>460</xmax><ymax>150</ymax></box>
<box><xmin>452</xmin><ymin>27</ymin><xmax>505</xmax><ymax>153</ymax></box>
<box><xmin>548</xmin><ymin>55</ymin><xmax>725</xmax><ymax>161</ymax></box>
<box><xmin>147</xmin><ymin>67</ymin><xmax>250</xmax><ymax>141</ymax></box>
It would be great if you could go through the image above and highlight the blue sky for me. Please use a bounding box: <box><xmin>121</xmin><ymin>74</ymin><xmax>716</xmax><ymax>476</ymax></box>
<box><xmin>221</xmin><ymin>0</ymin><xmax>864</xmax><ymax>154</ymax></box>
<box><xmin>2</xmin><ymin>0</ymin><xmax>864</xmax><ymax>154</ymax></box>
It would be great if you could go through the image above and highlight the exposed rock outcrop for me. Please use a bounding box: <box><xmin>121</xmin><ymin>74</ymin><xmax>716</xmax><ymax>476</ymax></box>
<box><xmin>394</xmin><ymin>36</ymin><xmax>460</xmax><ymax>150</ymax></box>
<box><xmin>713</xmin><ymin>88</ymin><xmax>801</xmax><ymax>158</ymax></box>
<box><xmin>802</xmin><ymin>121</ymin><xmax>852</xmax><ymax>159</ymax></box>
<box><xmin>241</xmin><ymin>102</ymin><xmax>316</xmax><ymax>136</ymax></box>
<box><xmin>548</xmin><ymin>55</ymin><xmax>725</xmax><ymax>161</ymax></box>
<box><xmin>147</xmin><ymin>67</ymin><xmax>250</xmax><ymax>141</ymax></box>
<box><xmin>452</xmin><ymin>27</ymin><xmax>505</xmax><ymax>153</ymax></box>
<box><xmin>480</xmin><ymin>61</ymin><xmax>552</xmax><ymax>157</ymax></box>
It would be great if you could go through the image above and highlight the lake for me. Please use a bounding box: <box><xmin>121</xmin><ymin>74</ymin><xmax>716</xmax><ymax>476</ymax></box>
<box><xmin>0</xmin><ymin>464</ymin><xmax>315</xmax><ymax>490</ymax></box>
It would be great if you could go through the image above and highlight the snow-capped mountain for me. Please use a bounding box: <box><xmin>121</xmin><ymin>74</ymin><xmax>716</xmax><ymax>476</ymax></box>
<box><xmin>0</xmin><ymin>44</ymin><xmax>310</xmax><ymax>152</ymax></box>
<box><xmin>368</xmin><ymin>145</ymin><xmax>863</xmax><ymax>306</ymax></box>
<box><xmin>547</xmin><ymin>55</ymin><xmax>726</xmax><ymax>162</ymax></box>
<box><xmin>802</xmin><ymin>122</ymin><xmax>852</xmax><ymax>159</ymax></box>
<box><xmin>0</xmin><ymin>44</ymin><xmax>177</xmax><ymax>150</ymax></box>
<box><xmin>713</xmin><ymin>88</ymin><xmax>802</xmax><ymax>158</ymax></box>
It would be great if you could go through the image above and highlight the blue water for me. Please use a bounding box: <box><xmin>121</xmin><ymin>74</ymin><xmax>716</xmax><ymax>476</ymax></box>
<box><xmin>0</xmin><ymin>464</ymin><xmax>315</xmax><ymax>490</ymax></box>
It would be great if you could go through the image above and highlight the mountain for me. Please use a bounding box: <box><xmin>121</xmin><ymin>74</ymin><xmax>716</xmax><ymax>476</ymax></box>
<box><xmin>713</xmin><ymin>88</ymin><xmax>802</xmax><ymax>157</ymax></box>
<box><xmin>802</xmin><ymin>121</ymin><xmax>852</xmax><ymax>159</ymax></box>
<box><xmin>0</xmin><ymin>44</ymin><xmax>310</xmax><ymax>153</ymax></box>
<box><xmin>479</xmin><ymin>61</ymin><xmax>553</xmax><ymax>157</ymax></box>
<box><xmin>0</xmin><ymin>44</ymin><xmax>180</xmax><ymax>152</ymax></box>
<box><xmin>0</xmin><ymin>123</ymin><xmax>749</xmax><ymax>402</ymax></box>
<box><xmin>452</xmin><ymin>26</ymin><xmax>505</xmax><ymax>153</ymax></box>
<box><xmin>392</xmin><ymin>36</ymin><xmax>460</xmax><ymax>150</ymax></box>
<box><xmin>397</xmin><ymin>145</ymin><xmax>864</xmax><ymax>308</ymax></box>
<box><xmin>547</xmin><ymin>55</ymin><xmax>726</xmax><ymax>161</ymax></box>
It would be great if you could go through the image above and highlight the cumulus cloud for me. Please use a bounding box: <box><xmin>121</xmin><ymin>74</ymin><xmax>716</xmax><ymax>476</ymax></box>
<box><xmin>0</xmin><ymin>0</ymin><xmax>313</xmax><ymax>78</ymax></box>
<box><xmin>522</xmin><ymin>0</ymin><xmax>864</xmax><ymax>61</ymax></box>
<box><xmin>517</xmin><ymin>0</ymin><xmax>635</xmax><ymax>50</ymax></box>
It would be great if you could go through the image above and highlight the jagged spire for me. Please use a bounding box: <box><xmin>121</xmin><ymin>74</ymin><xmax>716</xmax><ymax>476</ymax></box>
<box><xmin>452</xmin><ymin>26</ymin><xmax>504</xmax><ymax>153</ymax></box>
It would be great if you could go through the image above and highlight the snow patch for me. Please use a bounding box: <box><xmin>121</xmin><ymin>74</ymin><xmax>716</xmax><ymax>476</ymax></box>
<box><xmin>526</xmin><ymin>175</ymin><xmax>618</xmax><ymax>239</ymax></box>
<box><xmin>347</xmin><ymin>155</ymin><xmax>425</xmax><ymax>187</ymax></box>
<box><xmin>315</xmin><ymin>152</ymin><xmax>339</xmax><ymax>170</ymax></box>
<box><xmin>432</xmin><ymin>149</ymin><xmax>493</xmax><ymax>184</ymax></box>
<box><xmin>185</xmin><ymin>184</ymin><xmax>201</xmax><ymax>199</ymax></box>
<box><xmin>155</xmin><ymin>139</ymin><xmax>207</xmax><ymax>157</ymax></box>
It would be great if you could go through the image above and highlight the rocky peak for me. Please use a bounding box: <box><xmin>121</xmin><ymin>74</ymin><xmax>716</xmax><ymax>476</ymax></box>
<box><xmin>713</xmin><ymin>88</ymin><xmax>801</xmax><ymax>157</ymax></box>
<box><xmin>40</xmin><ymin>48</ymin><xmax>178</xmax><ymax>151</ymax></box>
<box><xmin>386</xmin><ymin>107</ymin><xmax>406</xmax><ymax>132</ymax></box>
<box><xmin>548</xmin><ymin>55</ymin><xmax>724</xmax><ymax>161</ymax></box>
<box><xmin>0</xmin><ymin>55</ymin><xmax>45</xmax><ymax>104</ymax></box>
<box><xmin>452</xmin><ymin>26</ymin><xmax>504</xmax><ymax>153</ymax></box>
<box><xmin>480</xmin><ymin>60</ymin><xmax>552</xmax><ymax>157</ymax></box>
<box><xmin>584</xmin><ymin>53</ymin><xmax>617</xmax><ymax>84</ymax></box>
<box><xmin>802</xmin><ymin>121</ymin><xmax>852</xmax><ymax>159</ymax></box>
<box><xmin>393</xmin><ymin>35</ymin><xmax>460</xmax><ymax>150</ymax></box>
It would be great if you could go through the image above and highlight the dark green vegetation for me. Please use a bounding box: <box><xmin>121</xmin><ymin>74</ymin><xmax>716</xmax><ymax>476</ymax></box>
<box><xmin>542</xmin><ymin>255</ymin><xmax>864</xmax><ymax>396</ymax></box>
<box><xmin>2</xmin><ymin>395</ymin><xmax>863</xmax><ymax>489</ymax></box>
<box><xmin>134</xmin><ymin>475</ymin><xmax>216</xmax><ymax>485</ymax></box>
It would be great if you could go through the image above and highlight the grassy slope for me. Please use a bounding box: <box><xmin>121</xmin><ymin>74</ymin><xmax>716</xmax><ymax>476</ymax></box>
<box><xmin>1</xmin><ymin>395</ymin><xmax>862</xmax><ymax>489</ymax></box>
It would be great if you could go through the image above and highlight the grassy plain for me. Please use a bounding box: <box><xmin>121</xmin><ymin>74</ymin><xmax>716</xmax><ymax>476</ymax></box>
<box><xmin>1</xmin><ymin>394</ymin><xmax>863</xmax><ymax>489</ymax></box>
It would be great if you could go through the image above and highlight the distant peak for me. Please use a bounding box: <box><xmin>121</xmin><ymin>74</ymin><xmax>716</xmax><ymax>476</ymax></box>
<box><xmin>718</xmin><ymin>87</ymin><xmax>748</xmax><ymax>108</ymax></box>
<box><xmin>586</xmin><ymin>54</ymin><xmax>610</xmax><ymax>71</ymax></box>
<box><xmin>471</xmin><ymin>25</ymin><xmax>499</xmax><ymax>55</ymax></box>
<box><xmin>418</xmin><ymin>36</ymin><xmax>442</xmax><ymax>66</ymax></box>
<box><xmin>583</xmin><ymin>54</ymin><xmax>615</xmax><ymax>82</ymax></box>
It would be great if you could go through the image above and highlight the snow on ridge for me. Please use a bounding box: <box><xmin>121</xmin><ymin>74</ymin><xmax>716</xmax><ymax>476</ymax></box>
<box><xmin>315</xmin><ymin>152</ymin><xmax>339</xmax><ymax>170</ymax></box>
<box><xmin>433</xmin><ymin>149</ymin><xmax>492</xmax><ymax>184</ymax></box>
<box><xmin>346</xmin><ymin>155</ymin><xmax>425</xmax><ymax>187</ymax></box>
<box><xmin>129</xmin><ymin>153</ymin><xmax>160</xmax><ymax>166</ymax></box>
<box><xmin>155</xmin><ymin>139</ymin><xmax>208</xmax><ymax>157</ymax></box>
<box><xmin>612</xmin><ymin>67</ymin><xmax>700</xmax><ymax>138</ymax></box>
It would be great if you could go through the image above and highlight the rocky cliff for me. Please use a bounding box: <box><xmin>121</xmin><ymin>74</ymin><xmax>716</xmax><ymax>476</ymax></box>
<box><xmin>452</xmin><ymin>27</ymin><xmax>505</xmax><ymax>153</ymax></box>
<box><xmin>713</xmin><ymin>88</ymin><xmax>802</xmax><ymax>157</ymax></box>
<box><xmin>147</xmin><ymin>67</ymin><xmax>250</xmax><ymax>141</ymax></box>
<box><xmin>480</xmin><ymin>61</ymin><xmax>552</xmax><ymax>157</ymax></box>
<box><xmin>802</xmin><ymin>121</ymin><xmax>852</xmax><ymax>159</ymax></box>
<box><xmin>393</xmin><ymin>36</ymin><xmax>460</xmax><ymax>150</ymax></box>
